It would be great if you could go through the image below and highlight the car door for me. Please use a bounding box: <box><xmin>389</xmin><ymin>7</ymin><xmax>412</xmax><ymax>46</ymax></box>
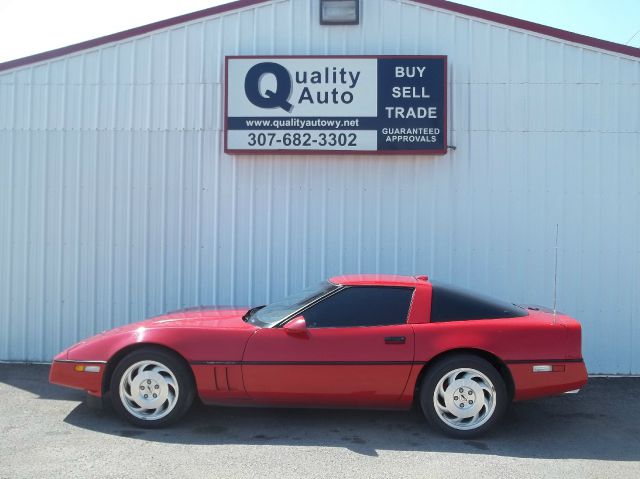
<box><xmin>242</xmin><ymin>286</ymin><xmax>415</xmax><ymax>407</ymax></box>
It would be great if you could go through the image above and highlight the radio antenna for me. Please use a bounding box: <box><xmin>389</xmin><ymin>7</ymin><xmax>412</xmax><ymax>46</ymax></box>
<box><xmin>552</xmin><ymin>224</ymin><xmax>559</xmax><ymax>323</ymax></box>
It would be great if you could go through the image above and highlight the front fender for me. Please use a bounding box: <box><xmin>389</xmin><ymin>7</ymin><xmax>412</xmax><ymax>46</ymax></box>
<box><xmin>66</xmin><ymin>326</ymin><xmax>256</xmax><ymax>363</ymax></box>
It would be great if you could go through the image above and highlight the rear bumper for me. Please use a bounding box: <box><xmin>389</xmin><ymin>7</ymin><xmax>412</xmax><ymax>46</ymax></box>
<box><xmin>508</xmin><ymin>360</ymin><xmax>588</xmax><ymax>401</ymax></box>
<box><xmin>49</xmin><ymin>360</ymin><xmax>106</xmax><ymax>397</ymax></box>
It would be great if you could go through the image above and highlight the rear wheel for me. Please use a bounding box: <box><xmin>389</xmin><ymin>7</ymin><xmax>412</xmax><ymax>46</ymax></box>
<box><xmin>110</xmin><ymin>348</ymin><xmax>195</xmax><ymax>428</ymax></box>
<box><xmin>420</xmin><ymin>354</ymin><xmax>507</xmax><ymax>438</ymax></box>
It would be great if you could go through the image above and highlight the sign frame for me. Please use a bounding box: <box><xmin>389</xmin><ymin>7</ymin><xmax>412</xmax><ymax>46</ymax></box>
<box><xmin>224</xmin><ymin>55</ymin><xmax>448</xmax><ymax>156</ymax></box>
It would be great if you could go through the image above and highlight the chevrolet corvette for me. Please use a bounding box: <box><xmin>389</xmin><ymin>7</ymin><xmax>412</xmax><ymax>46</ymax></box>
<box><xmin>50</xmin><ymin>274</ymin><xmax>587</xmax><ymax>438</ymax></box>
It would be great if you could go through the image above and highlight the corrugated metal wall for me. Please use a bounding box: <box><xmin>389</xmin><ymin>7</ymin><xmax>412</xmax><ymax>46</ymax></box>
<box><xmin>0</xmin><ymin>0</ymin><xmax>638</xmax><ymax>372</ymax></box>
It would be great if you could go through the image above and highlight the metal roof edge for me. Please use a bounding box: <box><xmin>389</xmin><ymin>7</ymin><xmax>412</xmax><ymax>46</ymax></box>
<box><xmin>0</xmin><ymin>0</ymin><xmax>638</xmax><ymax>74</ymax></box>
<box><xmin>410</xmin><ymin>0</ymin><xmax>640</xmax><ymax>59</ymax></box>
<box><xmin>0</xmin><ymin>0</ymin><xmax>273</xmax><ymax>73</ymax></box>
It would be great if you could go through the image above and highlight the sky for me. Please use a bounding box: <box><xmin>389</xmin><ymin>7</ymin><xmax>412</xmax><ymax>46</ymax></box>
<box><xmin>0</xmin><ymin>0</ymin><xmax>638</xmax><ymax>63</ymax></box>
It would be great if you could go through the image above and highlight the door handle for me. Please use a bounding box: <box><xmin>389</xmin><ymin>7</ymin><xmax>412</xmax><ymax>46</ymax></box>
<box><xmin>384</xmin><ymin>336</ymin><xmax>406</xmax><ymax>344</ymax></box>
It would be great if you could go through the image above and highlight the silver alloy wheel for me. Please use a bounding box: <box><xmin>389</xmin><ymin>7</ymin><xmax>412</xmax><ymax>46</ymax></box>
<box><xmin>118</xmin><ymin>360</ymin><xmax>180</xmax><ymax>421</ymax></box>
<box><xmin>432</xmin><ymin>367</ymin><xmax>496</xmax><ymax>430</ymax></box>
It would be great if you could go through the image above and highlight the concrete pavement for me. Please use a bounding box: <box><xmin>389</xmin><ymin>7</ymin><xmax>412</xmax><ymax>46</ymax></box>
<box><xmin>0</xmin><ymin>364</ymin><xmax>638</xmax><ymax>478</ymax></box>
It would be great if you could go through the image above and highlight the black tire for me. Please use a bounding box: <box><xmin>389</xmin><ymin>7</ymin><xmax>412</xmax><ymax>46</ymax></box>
<box><xmin>110</xmin><ymin>347</ymin><xmax>195</xmax><ymax>428</ymax></box>
<box><xmin>420</xmin><ymin>354</ymin><xmax>508</xmax><ymax>438</ymax></box>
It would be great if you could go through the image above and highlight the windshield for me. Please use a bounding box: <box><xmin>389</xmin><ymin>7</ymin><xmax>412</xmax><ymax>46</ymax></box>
<box><xmin>247</xmin><ymin>281</ymin><xmax>339</xmax><ymax>327</ymax></box>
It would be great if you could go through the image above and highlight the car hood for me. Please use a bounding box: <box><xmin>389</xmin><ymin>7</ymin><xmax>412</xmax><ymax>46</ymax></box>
<box><xmin>137</xmin><ymin>306</ymin><xmax>254</xmax><ymax>330</ymax></box>
<box><xmin>87</xmin><ymin>307</ymin><xmax>253</xmax><ymax>339</ymax></box>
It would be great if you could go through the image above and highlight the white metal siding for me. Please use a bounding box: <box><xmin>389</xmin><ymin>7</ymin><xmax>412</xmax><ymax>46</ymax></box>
<box><xmin>0</xmin><ymin>0</ymin><xmax>638</xmax><ymax>372</ymax></box>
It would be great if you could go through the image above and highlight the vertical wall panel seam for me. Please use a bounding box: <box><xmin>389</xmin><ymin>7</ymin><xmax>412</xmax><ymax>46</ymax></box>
<box><xmin>4</xmin><ymin>76</ymin><xmax>15</xmax><ymax>357</ymax></box>
<box><xmin>321</xmin><ymin>163</ymin><xmax>327</xmax><ymax>279</ymax></box>
<box><xmin>633</xmin><ymin>127</ymin><xmax>640</xmax><ymax>372</ymax></box>
<box><xmin>54</xmin><ymin>59</ymin><xmax>67</xmax><ymax>352</ymax></box>
<box><xmin>91</xmin><ymin>50</ymin><xmax>101</xmax><ymax>334</ymax></box>
<box><xmin>72</xmin><ymin>115</ymin><xmax>81</xmax><ymax>348</ymax></box>
<box><xmin>107</xmin><ymin>47</ymin><xmax>119</xmax><ymax>329</ymax></box>
<box><xmin>142</xmin><ymin>46</ymin><xmax>151</xmax><ymax>317</ymax></box>
<box><xmin>248</xmin><ymin>158</ymin><xmax>255</xmax><ymax>303</ymax></box>
<box><xmin>374</xmin><ymin>160</ymin><xmax>381</xmax><ymax>272</ymax></box>
<box><xmin>356</xmin><ymin>161</ymin><xmax>362</xmax><ymax>272</ymax></box>
<box><xmin>598</xmin><ymin>52</ymin><xmax>606</xmax><ymax>368</ymax></box>
<box><xmin>302</xmin><ymin>158</ymin><xmax>309</xmax><ymax>282</ymax></box>
<box><xmin>230</xmin><ymin>16</ymin><xmax>241</xmax><ymax>304</ymax></box>
<box><xmin>212</xmin><ymin>18</ymin><xmax>223</xmax><ymax>303</ymax></box>
<box><xmin>178</xmin><ymin>28</ymin><xmax>188</xmax><ymax>307</ymax></box>
<box><xmin>338</xmin><ymin>164</ymin><xmax>345</xmax><ymax>275</ymax></box>
<box><xmin>266</xmin><ymin>160</ymin><xmax>273</xmax><ymax>299</ymax></box>
<box><xmin>284</xmin><ymin>159</ymin><xmax>291</xmax><ymax>294</ymax></box>
<box><xmin>160</xmin><ymin>35</ymin><xmax>170</xmax><ymax>311</ymax></box>
<box><xmin>38</xmin><ymin>63</ymin><xmax>51</xmax><ymax>359</ymax></box>
<box><xmin>410</xmin><ymin>159</ymin><xmax>418</xmax><ymax>271</ymax></box>
<box><xmin>126</xmin><ymin>45</ymin><xmax>135</xmax><ymax>322</ymax></box>
<box><xmin>392</xmin><ymin>161</ymin><xmax>399</xmax><ymax>272</ymax></box>
<box><xmin>577</xmin><ymin>48</ymin><xmax>586</xmax><ymax>346</ymax></box>
<box><xmin>21</xmin><ymin>67</ymin><xmax>33</xmax><ymax>358</ymax></box>
<box><xmin>195</xmin><ymin>24</ymin><xmax>206</xmax><ymax>306</ymax></box>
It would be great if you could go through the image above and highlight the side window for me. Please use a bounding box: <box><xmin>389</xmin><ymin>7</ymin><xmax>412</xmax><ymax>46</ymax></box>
<box><xmin>430</xmin><ymin>282</ymin><xmax>528</xmax><ymax>322</ymax></box>
<box><xmin>301</xmin><ymin>286</ymin><xmax>413</xmax><ymax>328</ymax></box>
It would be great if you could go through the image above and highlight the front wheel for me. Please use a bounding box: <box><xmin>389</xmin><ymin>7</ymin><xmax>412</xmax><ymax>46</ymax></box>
<box><xmin>420</xmin><ymin>354</ymin><xmax>508</xmax><ymax>438</ymax></box>
<box><xmin>110</xmin><ymin>347</ymin><xmax>195</xmax><ymax>428</ymax></box>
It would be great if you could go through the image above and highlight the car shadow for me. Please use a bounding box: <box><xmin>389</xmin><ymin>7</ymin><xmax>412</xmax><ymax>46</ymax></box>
<box><xmin>0</xmin><ymin>362</ymin><xmax>86</xmax><ymax>401</ymax></box>
<box><xmin>61</xmin><ymin>392</ymin><xmax>640</xmax><ymax>460</ymax></box>
<box><xmin>3</xmin><ymin>364</ymin><xmax>639</xmax><ymax>460</ymax></box>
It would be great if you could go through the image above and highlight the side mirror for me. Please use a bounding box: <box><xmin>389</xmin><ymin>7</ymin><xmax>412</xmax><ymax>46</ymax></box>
<box><xmin>283</xmin><ymin>316</ymin><xmax>307</xmax><ymax>335</ymax></box>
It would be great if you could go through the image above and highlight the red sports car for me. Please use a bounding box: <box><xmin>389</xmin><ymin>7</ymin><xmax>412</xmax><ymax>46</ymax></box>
<box><xmin>50</xmin><ymin>274</ymin><xmax>587</xmax><ymax>438</ymax></box>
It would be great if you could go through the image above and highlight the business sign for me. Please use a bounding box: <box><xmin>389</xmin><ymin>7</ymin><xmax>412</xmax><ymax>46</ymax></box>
<box><xmin>225</xmin><ymin>55</ymin><xmax>447</xmax><ymax>155</ymax></box>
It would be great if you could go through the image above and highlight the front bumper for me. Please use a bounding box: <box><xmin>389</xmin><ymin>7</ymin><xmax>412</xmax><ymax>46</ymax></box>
<box><xmin>49</xmin><ymin>360</ymin><xmax>106</xmax><ymax>397</ymax></box>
